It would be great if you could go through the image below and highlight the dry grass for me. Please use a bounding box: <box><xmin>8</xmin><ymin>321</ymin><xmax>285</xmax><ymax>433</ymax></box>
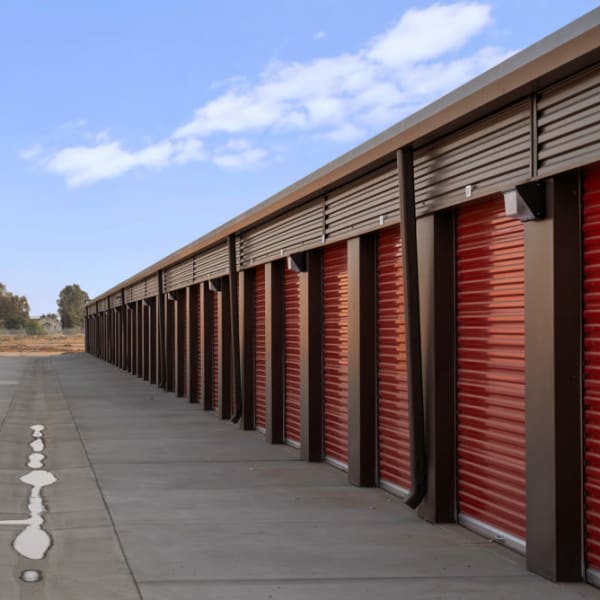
<box><xmin>0</xmin><ymin>334</ymin><xmax>85</xmax><ymax>356</ymax></box>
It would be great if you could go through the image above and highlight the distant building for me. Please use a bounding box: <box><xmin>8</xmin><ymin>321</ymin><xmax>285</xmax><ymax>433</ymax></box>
<box><xmin>35</xmin><ymin>316</ymin><xmax>61</xmax><ymax>333</ymax></box>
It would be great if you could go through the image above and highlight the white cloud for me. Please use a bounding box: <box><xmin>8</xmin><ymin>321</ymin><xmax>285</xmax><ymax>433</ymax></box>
<box><xmin>94</xmin><ymin>130</ymin><xmax>111</xmax><ymax>143</ymax></box>
<box><xmin>213</xmin><ymin>139</ymin><xmax>267</xmax><ymax>169</ymax></box>
<box><xmin>20</xmin><ymin>144</ymin><xmax>43</xmax><ymax>161</ymax></box>
<box><xmin>172</xmin><ymin>2</ymin><xmax>504</xmax><ymax>143</ymax></box>
<box><xmin>44</xmin><ymin>138</ymin><xmax>205</xmax><ymax>187</ymax></box>
<box><xmin>24</xmin><ymin>2</ymin><xmax>511</xmax><ymax>187</ymax></box>
<box><xmin>324</xmin><ymin>124</ymin><xmax>366</xmax><ymax>143</ymax></box>
<box><xmin>367</xmin><ymin>2</ymin><xmax>492</xmax><ymax>66</ymax></box>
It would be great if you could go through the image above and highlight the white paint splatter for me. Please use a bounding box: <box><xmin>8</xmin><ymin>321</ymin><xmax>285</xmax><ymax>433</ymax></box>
<box><xmin>0</xmin><ymin>424</ymin><xmax>57</xmax><ymax>562</ymax></box>
<box><xmin>30</xmin><ymin>439</ymin><xmax>43</xmax><ymax>452</ymax></box>
<box><xmin>27</xmin><ymin>453</ymin><xmax>44</xmax><ymax>469</ymax></box>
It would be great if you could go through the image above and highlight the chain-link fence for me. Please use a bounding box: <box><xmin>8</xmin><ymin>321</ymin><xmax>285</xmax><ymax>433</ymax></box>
<box><xmin>0</xmin><ymin>328</ymin><xmax>84</xmax><ymax>337</ymax></box>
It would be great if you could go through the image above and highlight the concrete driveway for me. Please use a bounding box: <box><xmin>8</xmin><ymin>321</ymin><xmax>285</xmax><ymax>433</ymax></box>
<box><xmin>0</xmin><ymin>354</ymin><xmax>597</xmax><ymax>599</ymax></box>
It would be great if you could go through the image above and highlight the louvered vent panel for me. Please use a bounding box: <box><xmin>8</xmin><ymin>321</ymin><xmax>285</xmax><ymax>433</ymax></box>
<box><xmin>164</xmin><ymin>258</ymin><xmax>194</xmax><ymax>292</ymax></box>
<box><xmin>414</xmin><ymin>102</ymin><xmax>530</xmax><ymax>212</ymax></box>
<box><xmin>98</xmin><ymin>299</ymin><xmax>108</xmax><ymax>312</ymax></box>
<box><xmin>240</xmin><ymin>199</ymin><xmax>324</xmax><ymax>269</ymax></box>
<box><xmin>325</xmin><ymin>164</ymin><xmax>398</xmax><ymax>241</ymax></box>
<box><xmin>130</xmin><ymin>281</ymin><xmax>146</xmax><ymax>302</ymax></box>
<box><xmin>195</xmin><ymin>243</ymin><xmax>229</xmax><ymax>281</ymax></box>
<box><xmin>538</xmin><ymin>64</ymin><xmax>600</xmax><ymax>176</ymax></box>
<box><xmin>111</xmin><ymin>293</ymin><xmax>122</xmax><ymax>308</ymax></box>
<box><xmin>145</xmin><ymin>275</ymin><xmax>159</xmax><ymax>298</ymax></box>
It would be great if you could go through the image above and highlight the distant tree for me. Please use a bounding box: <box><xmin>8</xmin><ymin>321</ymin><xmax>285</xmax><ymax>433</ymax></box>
<box><xmin>57</xmin><ymin>284</ymin><xmax>89</xmax><ymax>329</ymax></box>
<box><xmin>25</xmin><ymin>319</ymin><xmax>44</xmax><ymax>335</ymax></box>
<box><xmin>39</xmin><ymin>313</ymin><xmax>58</xmax><ymax>320</ymax></box>
<box><xmin>0</xmin><ymin>282</ymin><xmax>30</xmax><ymax>329</ymax></box>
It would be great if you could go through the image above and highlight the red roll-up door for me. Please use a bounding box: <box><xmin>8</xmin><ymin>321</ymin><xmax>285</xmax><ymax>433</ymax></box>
<box><xmin>284</xmin><ymin>267</ymin><xmax>301</xmax><ymax>445</ymax></box>
<box><xmin>456</xmin><ymin>196</ymin><xmax>526</xmax><ymax>545</ymax></box>
<box><xmin>377</xmin><ymin>227</ymin><xmax>410</xmax><ymax>494</ymax></box>
<box><xmin>255</xmin><ymin>266</ymin><xmax>266</xmax><ymax>430</ymax></box>
<box><xmin>583</xmin><ymin>163</ymin><xmax>600</xmax><ymax>576</ymax></box>
<box><xmin>323</xmin><ymin>242</ymin><xmax>349</xmax><ymax>468</ymax></box>
<box><xmin>211</xmin><ymin>291</ymin><xmax>219</xmax><ymax>412</ymax></box>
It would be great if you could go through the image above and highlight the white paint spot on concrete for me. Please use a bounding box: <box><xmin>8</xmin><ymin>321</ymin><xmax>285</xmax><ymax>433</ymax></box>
<box><xmin>30</xmin><ymin>439</ymin><xmax>43</xmax><ymax>452</ymax></box>
<box><xmin>0</xmin><ymin>424</ymin><xmax>56</xmax><ymax>563</ymax></box>
<box><xmin>20</xmin><ymin>569</ymin><xmax>42</xmax><ymax>583</ymax></box>
<box><xmin>31</xmin><ymin>425</ymin><xmax>44</xmax><ymax>438</ymax></box>
<box><xmin>27</xmin><ymin>453</ymin><xmax>44</xmax><ymax>469</ymax></box>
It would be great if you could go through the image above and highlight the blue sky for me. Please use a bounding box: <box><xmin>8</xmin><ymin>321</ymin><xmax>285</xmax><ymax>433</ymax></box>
<box><xmin>1</xmin><ymin>1</ymin><xmax>597</xmax><ymax>314</ymax></box>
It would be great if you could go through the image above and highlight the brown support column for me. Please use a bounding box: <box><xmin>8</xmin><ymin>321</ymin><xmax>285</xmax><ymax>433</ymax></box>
<box><xmin>109</xmin><ymin>309</ymin><xmax>114</xmax><ymax>364</ymax></box>
<box><xmin>117</xmin><ymin>308</ymin><xmax>122</xmax><ymax>368</ymax></box>
<box><xmin>218</xmin><ymin>278</ymin><xmax>232</xmax><ymax>419</ymax></box>
<box><xmin>199</xmin><ymin>282</ymin><xmax>213</xmax><ymax>410</ymax></box>
<box><xmin>113</xmin><ymin>309</ymin><xmax>117</xmax><ymax>365</ymax></box>
<box><xmin>187</xmin><ymin>286</ymin><xmax>199</xmax><ymax>403</ymax></box>
<box><xmin>143</xmin><ymin>302</ymin><xmax>150</xmax><ymax>381</ymax></box>
<box><xmin>99</xmin><ymin>313</ymin><xmax>103</xmax><ymax>360</ymax></box>
<box><xmin>239</xmin><ymin>269</ymin><xmax>256</xmax><ymax>430</ymax></box>
<box><xmin>150</xmin><ymin>298</ymin><xmax>157</xmax><ymax>385</ymax></box>
<box><xmin>129</xmin><ymin>304</ymin><xmax>135</xmax><ymax>373</ymax></box>
<box><xmin>398</xmin><ymin>147</ymin><xmax>427</xmax><ymax>509</ymax></box>
<box><xmin>525</xmin><ymin>173</ymin><xmax>582</xmax><ymax>582</ymax></box>
<box><xmin>165</xmin><ymin>294</ymin><xmax>175</xmax><ymax>393</ymax></box>
<box><xmin>121</xmin><ymin>290</ymin><xmax>127</xmax><ymax>370</ymax></box>
<box><xmin>157</xmin><ymin>296</ymin><xmax>163</xmax><ymax>386</ymax></box>
<box><xmin>300</xmin><ymin>249</ymin><xmax>323</xmax><ymax>462</ymax></box>
<box><xmin>173</xmin><ymin>293</ymin><xmax>180</xmax><ymax>395</ymax></box>
<box><xmin>137</xmin><ymin>301</ymin><xmax>144</xmax><ymax>377</ymax></box>
<box><xmin>416</xmin><ymin>211</ymin><xmax>457</xmax><ymax>523</ymax></box>
<box><xmin>175</xmin><ymin>290</ymin><xmax>186</xmax><ymax>398</ymax></box>
<box><xmin>347</xmin><ymin>235</ymin><xmax>377</xmax><ymax>487</ymax></box>
<box><xmin>228</xmin><ymin>235</ymin><xmax>243</xmax><ymax>422</ymax></box>
<box><xmin>130</xmin><ymin>304</ymin><xmax>136</xmax><ymax>375</ymax></box>
<box><xmin>123</xmin><ymin>307</ymin><xmax>127</xmax><ymax>369</ymax></box>
<box><xmin>265</xmin><ymin>261</ymin><xmax>284</xmax><ymax>444</ymax></box>
<box><xmin>133</xmin><ymin>304</ymin><xmax>138</xmax><ymax>373</ymax></box>
<box><xmin>105</xmin><ymin>310</ymin><xmax>110</xmax><ymax>362</ymax></box>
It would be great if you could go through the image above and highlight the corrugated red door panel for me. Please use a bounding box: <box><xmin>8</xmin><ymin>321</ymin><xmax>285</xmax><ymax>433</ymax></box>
<box><xmin>584</xmin><ymin>163</ymin><xmax>600</xmax><ymax>573</ymax></box>
<box><xmin>377</xmin><ymin>227</ymin><xmax>410</xmax><ymax>492</ymax></box>
<box><xmin>323</xmin><ymin>242</ymin><xmax>349</xmax><ymax>467</ymax></box>
<box><xmin>284</xmin><ymin>267</ymin><xmax>301</xmax><ymax>445</ymax></box>
<box><xmin>211</xmin><ymin>291</ymin><xmax>219</xmax><ymax>412</ymax></box>
<box><xmin>255</xmin><ymin>266</ymin><xmax>266</xmax><ymax>430</ymax></box>
<box><xmin>456</xmin><ymin>196</ymin><xmax>526</xmax><ymax>543</ymax></box>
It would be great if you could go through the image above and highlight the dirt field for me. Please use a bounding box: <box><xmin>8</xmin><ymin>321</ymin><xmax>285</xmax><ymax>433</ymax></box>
<box><xmin>0</xmin><ymin>334</ymin><xmax>85</xmax><ymax>355</ymax></box>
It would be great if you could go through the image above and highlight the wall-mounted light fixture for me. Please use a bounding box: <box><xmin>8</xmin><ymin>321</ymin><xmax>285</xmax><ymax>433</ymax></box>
<box><xmin>208</xmin><ymin>279</ymin><xmax>221</xmax><ymax>292</ymax></box>
<box><xmin>504</xmin><ymin>181</ymin><xmax>546</xmax><ymax>222</ymax></box>
<box><xmin>287</xmin><ymin>252</ymin><xmax>307</xmax><ymax>273</ymax></box>
<box><xmin>143</xmin><ymin>299</ymin><xmax>150</xmax><ymax>307</ymax></box>
<box><xmin>167</xmin><ymin>292</ymin><xmax>176</xmax><ymax>301</ymax></box>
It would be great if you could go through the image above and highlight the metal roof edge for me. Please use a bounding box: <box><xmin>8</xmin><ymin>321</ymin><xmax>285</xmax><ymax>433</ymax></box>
<box><xmin>89</xmin><ymin>7</ymin><xmax>600</xmax><ymax>304</ymax></box>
